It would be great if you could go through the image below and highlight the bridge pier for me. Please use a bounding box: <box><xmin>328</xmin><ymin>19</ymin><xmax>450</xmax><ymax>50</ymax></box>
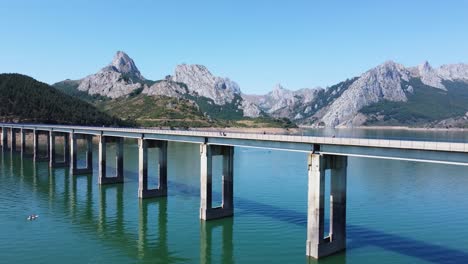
<box><xmin>200</xmin><ymin>144</ymin><xmax>234</xmax><ymax>221</ymax></box>
<box><xmin>99</xmin><ymin>136</ymin><xmax>124</xmax><ymax>184</ymax></box>
<box><xmin>138</xmin><ymin>138</ymin><xmax>168</xmax><ymax>199</ymax></box>
<box><xmin>70</xmin><ymin>133</ymin><xmax>93</xmax><ymax>175</ymax></box>
<box><xmin>49</xmin><ymin>132</ymin><xmax>70</xmax><ymax>168</ymax></box>
<box><xmin>306</xmin><ymin>153</ymin><xmax>347</xmax><ymax>259</ymax></box>
<box><xmin>10</xmin><ymin>128</ymin><xmax>17</xmax><ymax>152</ymax></box>
<box><xmin>34</xmin><ymin>130</ymin><xmax>50</xmax><ymax>162</ymax></box>
<box><xmin>20</xmin><ymin>128</ymin><xmax>27</xmax><ymax>156</ymax></box>
<box><xmin>1</xmin><ymin>127</ymin><xmax>7</xmax><ymax>150</ymax></box>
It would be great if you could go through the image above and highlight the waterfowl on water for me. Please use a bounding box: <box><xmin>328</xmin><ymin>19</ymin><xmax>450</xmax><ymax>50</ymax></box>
<box><xmin>27</xmin><ymin>214</ymin><xmax>39</xmax><ymax>221</ymax></box>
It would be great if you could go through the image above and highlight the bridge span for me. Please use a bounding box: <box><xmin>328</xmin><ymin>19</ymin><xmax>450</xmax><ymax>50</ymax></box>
<box><xmin>1</xmin><ymin>123</ymin><xmax>468</xmax><ymax>259</ymax></box>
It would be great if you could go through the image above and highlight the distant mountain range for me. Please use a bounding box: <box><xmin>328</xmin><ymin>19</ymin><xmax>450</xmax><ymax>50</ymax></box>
<box><xmin>53</xmin><ymin>51</ymin><xmax>468</xmax><ymax>128</ymax></box>
<box><xmin>7</xmin><ymin>51</ymin><xmax>468</xmax><ymax>128</ymax></box>
<box><xmin>53</xmin><ymin>51</ymin><xmax>293</xmax><ymax>128</ymax></box>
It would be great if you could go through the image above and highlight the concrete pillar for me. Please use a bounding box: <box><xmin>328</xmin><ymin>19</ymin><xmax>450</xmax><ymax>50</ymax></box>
<box><xmin>49</xmin><ymin>132</ymin><xmax>70</xmax><ymax>168</ymax></box>
<box><xmin>138</xmin><ymin>139</ymin><xmax>168</xmax><ymax>198</ymax></box>
<box><xmin>1</xmin><ymin>127</ymin><xmax>7</xmax><ymax>151</ymax></box>
<box><xmin>71</xmin><ymin>133</ymin><xmax>93</xmax><ymax>175</ymax></box>
<box><xmin>20</xmin><ymin>128</ymin><xmax>26</xmax><ymax>155</ymax></box>
<box><xmin>10</xmin><ymin>128</ymin><xmax>16</xmax><ymax>152</ymax></box>
<box><xmin>306</xmin><ymin>154</ymin><xmax>347</xmax><ymax>259</ymax></box>
<box><xmin>49</xmin><ymin>131</ymin><xmax>56</xmax><ymax>167</ymax></box>
<box><xmin>99</xmin><ymin>136</ymin><xmax>124</xmax><ymax>184</ymax></box>
<box><xmin>200</xmin><ymin>144</ymin><xmax>234</xmax><ymax>220</ymax></box>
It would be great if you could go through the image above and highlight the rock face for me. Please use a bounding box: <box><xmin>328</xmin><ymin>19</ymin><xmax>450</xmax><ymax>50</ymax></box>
<box><xmin>169</xmin><ymin>64</ymin><xmax>261</xmax><ymax>117</ymax></box>
<box><xmin>315</xmin><ymin>61</ymin><xmax>468</xmax><ymax>127</ymax></box>
<box><xmin>105</xmin><ymin>51</ymin><xmax>145</xmax><ymax>80</ymax></box>
<box><xmin>171</xmin><ymin>64</ymin><xmax>240</xmax><ymax>105</ymax></box>
<box><xmin>244</xmin><ymin>84</ymin><xmax>321</xmax><ymax>120</ymax></box>
<box><xmin>55</xmin><ymin>51</ymin><xmax>468</xmax><ymax>127</ymax></box>
<box><xmin>55</xmin><ymin>52</ymin><xmax>262</xmax><ymax>118</ymax></box>
<box><xmin>77</xmin><ymin>51</ymin><xmax>145</xmax><ymax>98</ymax></box>
<box><xmin>408</xmin><ymin>61</ymin><xmax>468</xmax><ymax>90</ymax></box>
<box><xmin>317</xmin><ymin>61</ymin><xmax>409</xmax><ymax>127</ymax></box>
<box><xmin>142</xmin><ymin>80</ymin><xmax>187</xmax><ymax>98</ymax></box>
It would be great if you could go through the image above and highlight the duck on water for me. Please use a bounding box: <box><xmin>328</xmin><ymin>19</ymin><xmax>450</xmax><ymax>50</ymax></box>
<box><xmin>27</xmin><ymin>215</ymin><xmax>39</xmax><ymax>221</ymax></box>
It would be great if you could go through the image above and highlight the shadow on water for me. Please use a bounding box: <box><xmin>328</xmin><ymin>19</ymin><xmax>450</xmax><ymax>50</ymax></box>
<box><xmin>169</xmin><ymin>181</ymin><xmax>468</xmax><ymax>264</ymax></box>
<box><xmin>3</xmin><ymin>150</ymin><xmax>468</xmax><ymax>263</ymax></box>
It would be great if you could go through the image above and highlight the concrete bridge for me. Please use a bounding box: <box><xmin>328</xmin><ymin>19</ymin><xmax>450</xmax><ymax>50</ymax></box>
<box><xmin>1</xmin><ymin>123</ymin><xmax>468</xmax><ymax>259</ymax></box>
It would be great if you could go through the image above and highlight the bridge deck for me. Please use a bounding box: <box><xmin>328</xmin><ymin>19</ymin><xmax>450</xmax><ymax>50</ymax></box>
<box><xmin>2</xmin><ymin>123</ymin><xmax>468</xmax><ymax>165</ymax></box>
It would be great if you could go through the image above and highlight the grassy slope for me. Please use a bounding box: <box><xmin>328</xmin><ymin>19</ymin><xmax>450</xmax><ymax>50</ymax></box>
<box><xmin>53</xmin><ymin>79</ymin><xmax>296</xmax><ymax>128</ymax></box>
<box><xmin>98</xmin><ymin>95</ymin><xmax>216</xmax><ymax>127</ymax></box>
<box><xmin>0</xmin><ymin>74</ymin><xmax>126</xmax><ymax>126</ymax></box>
<box><xmin>361</xmin><ymin>78</ymin><xmax>468</xmax><ymax>126</ymax></box>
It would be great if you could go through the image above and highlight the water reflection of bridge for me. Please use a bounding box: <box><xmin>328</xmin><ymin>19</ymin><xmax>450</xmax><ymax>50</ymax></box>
<box><xmin>7</xmin><ymin>152</ymin><xmax>234</xmax><ymax>263</ymax></box>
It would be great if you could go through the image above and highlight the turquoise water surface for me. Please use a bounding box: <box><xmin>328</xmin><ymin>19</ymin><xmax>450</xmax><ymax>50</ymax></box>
<box><xmin>1</xmin><ymin>129</ymin><xmax>468</xmax><ymax>263</ymax></box>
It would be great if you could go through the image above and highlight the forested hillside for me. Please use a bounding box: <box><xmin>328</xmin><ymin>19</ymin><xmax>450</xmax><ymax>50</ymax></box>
<box><xmin>0</xmin><ymin>74</ymin><xmax>127</xmax><ymax>126</ymax></box>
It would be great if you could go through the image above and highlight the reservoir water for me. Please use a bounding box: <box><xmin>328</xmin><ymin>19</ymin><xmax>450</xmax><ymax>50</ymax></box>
<box><xmin>1</xmin><ymin>128</ymin><xmax>468</xmax><ymax>263</ymax></box>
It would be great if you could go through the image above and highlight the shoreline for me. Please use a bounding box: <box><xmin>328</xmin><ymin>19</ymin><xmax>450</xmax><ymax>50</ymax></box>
<box><xmin>298</xmin><ymin>125</ymin><xmax>468</xmax><ymax>132</ymax></box>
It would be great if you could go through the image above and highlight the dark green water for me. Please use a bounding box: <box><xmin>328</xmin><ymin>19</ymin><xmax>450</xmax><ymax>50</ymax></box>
<box><xmin>1</xmin><ymin>129</ymin><xmax>468</xmax><ymax>263</ymax></box>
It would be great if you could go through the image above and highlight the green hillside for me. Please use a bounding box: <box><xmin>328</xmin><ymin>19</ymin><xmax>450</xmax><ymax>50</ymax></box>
<box><xmin>53</xmin><ymin>80</ymin><xmax>296</xmax><ymax>128</ymax></box>
<box><xmin>0</xmin><ymin>74</ymin><xmax>127</xmax><ymax>126</ymax></box>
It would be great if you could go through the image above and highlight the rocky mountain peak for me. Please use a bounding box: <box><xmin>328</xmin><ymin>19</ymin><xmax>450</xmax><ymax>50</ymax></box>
<box><xmin>105</xmin><ymin>51</ymin><xmax>144</xmax><ymax>80</ymax></box>
<box><xmin>318</xmin><ymin>61</ymin><xmax>409</xmax><ymax>127</ymax></box>
<box><xmin>273</xmin><ymin>83</ymin><xmax>285</xmax><ymax>91</ymax></box>
<box><xmin>76</xmin><ymin>51</ymin><xmax>144</xmax><ymax>98</ymax></box>
<box><xmin>410</xmin><ymin>60</ymin><xmax>445</xmax><ymax>90</ymax></box>
<box><xmin>418</xmin><ymin>61</ymin><xmax>433</xmax><ymax>73</ymax></box>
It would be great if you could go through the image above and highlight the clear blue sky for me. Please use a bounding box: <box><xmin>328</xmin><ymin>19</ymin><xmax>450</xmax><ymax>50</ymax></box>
<box><xmin>1</xmin><ymin>0</ymin><xmax>468</xmax><ymax>94</ymax></box>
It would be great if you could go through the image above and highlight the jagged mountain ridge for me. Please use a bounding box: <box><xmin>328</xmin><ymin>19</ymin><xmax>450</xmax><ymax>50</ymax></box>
<box><xmin>313</xmin><ymin>61</ymin><xmax>468</xmax><ymax>127</ymax></box>
<box><xmin>55</xmin><ymin>51</ymin><xmax>262</xmax><ymax>118</ymax></box>
<box><xmin>245</xmin><ymin>61</ymin><xmax>468</xmax><ymax>128</ymax></box>
<box><xmin>53</xmin><ymin>51</ymin><xmax>468</xmax><ymax>128</ymax></box>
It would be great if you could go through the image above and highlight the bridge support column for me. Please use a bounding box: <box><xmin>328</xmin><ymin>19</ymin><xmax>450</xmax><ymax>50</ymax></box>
<box><xmin>138</xmin><ymin>139</ymin><xmax>168</xmax><ymax>199</ymax></box>
<box><xmin>20</xmin><ymin>128</ymin><xmax>26</xmax><ymax>155</ymax></box>
<box><xmin>200</xmin><ymin>144</ymin><xmax>234</xmax><ymax>220</ymax></box>
<box><xmin>306</xmin><ymin>154</ymin><xmax>347</xmax><ymax>259</ymax></box>
<box><xmin>71</xmin><ymin>133</ymin><xmax>93</xmax><ymax>175</ymax></box>
<box><xmin>49</xmin><ymin>132</ymin><xmax>70</xmax><ymax>168</ymax></box>
<box><xmin>1</xmin><ymin>127</ymin><xmax>7</xmax><ymax>151</ymax></box>
<box><xmin>10</xmin><ymin>128</ymin><xmax>17</xmax><ymax>152</ymax></box>
<box><xmin>99</xmin><ymin>136</ymin><xmax>124</xmax><ymax>184</ymax></box>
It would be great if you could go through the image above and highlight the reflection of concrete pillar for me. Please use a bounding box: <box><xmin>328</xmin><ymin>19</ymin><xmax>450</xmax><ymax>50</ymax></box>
<box><xmin>99</xmin><ymin>136</ymin><xmax>124</xmax><ymax>184</ymax></box>
<box><xmin>98</xmin><ymin>185</ymin><xmax>107</xmax><ymax>232</ymax></box>
<box><xmin>138</xmin><ymin>139</ymin><xmax>168</xmax><ymax>198</ymax></box>
<box><xmin>200</xmin><ymin>144</ymin><xmax>234</xmax><ymax>220</ymax></box>
<box><xmin>71</xmin><ymin>133</ymin><xmax>93</xmax><ymax>175</ymax></box>
<box><xmin>306</xmin><ymin>154</ymin><xmax>347</xmax><ymax>259</ymax></box>
<box><xmin>33</xmin><ymin>129</ymin><xmax>38</xmax><ymax>160</ymax></box>
<box><xmin>138</xmin><ymin>198</ymin><xmax>169</xmax><ymax>260</ymax></box>
<box><xmin>200</xmin><ymin>218</ymin><xmax>234</xmax><ymax>264</ymax></box>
